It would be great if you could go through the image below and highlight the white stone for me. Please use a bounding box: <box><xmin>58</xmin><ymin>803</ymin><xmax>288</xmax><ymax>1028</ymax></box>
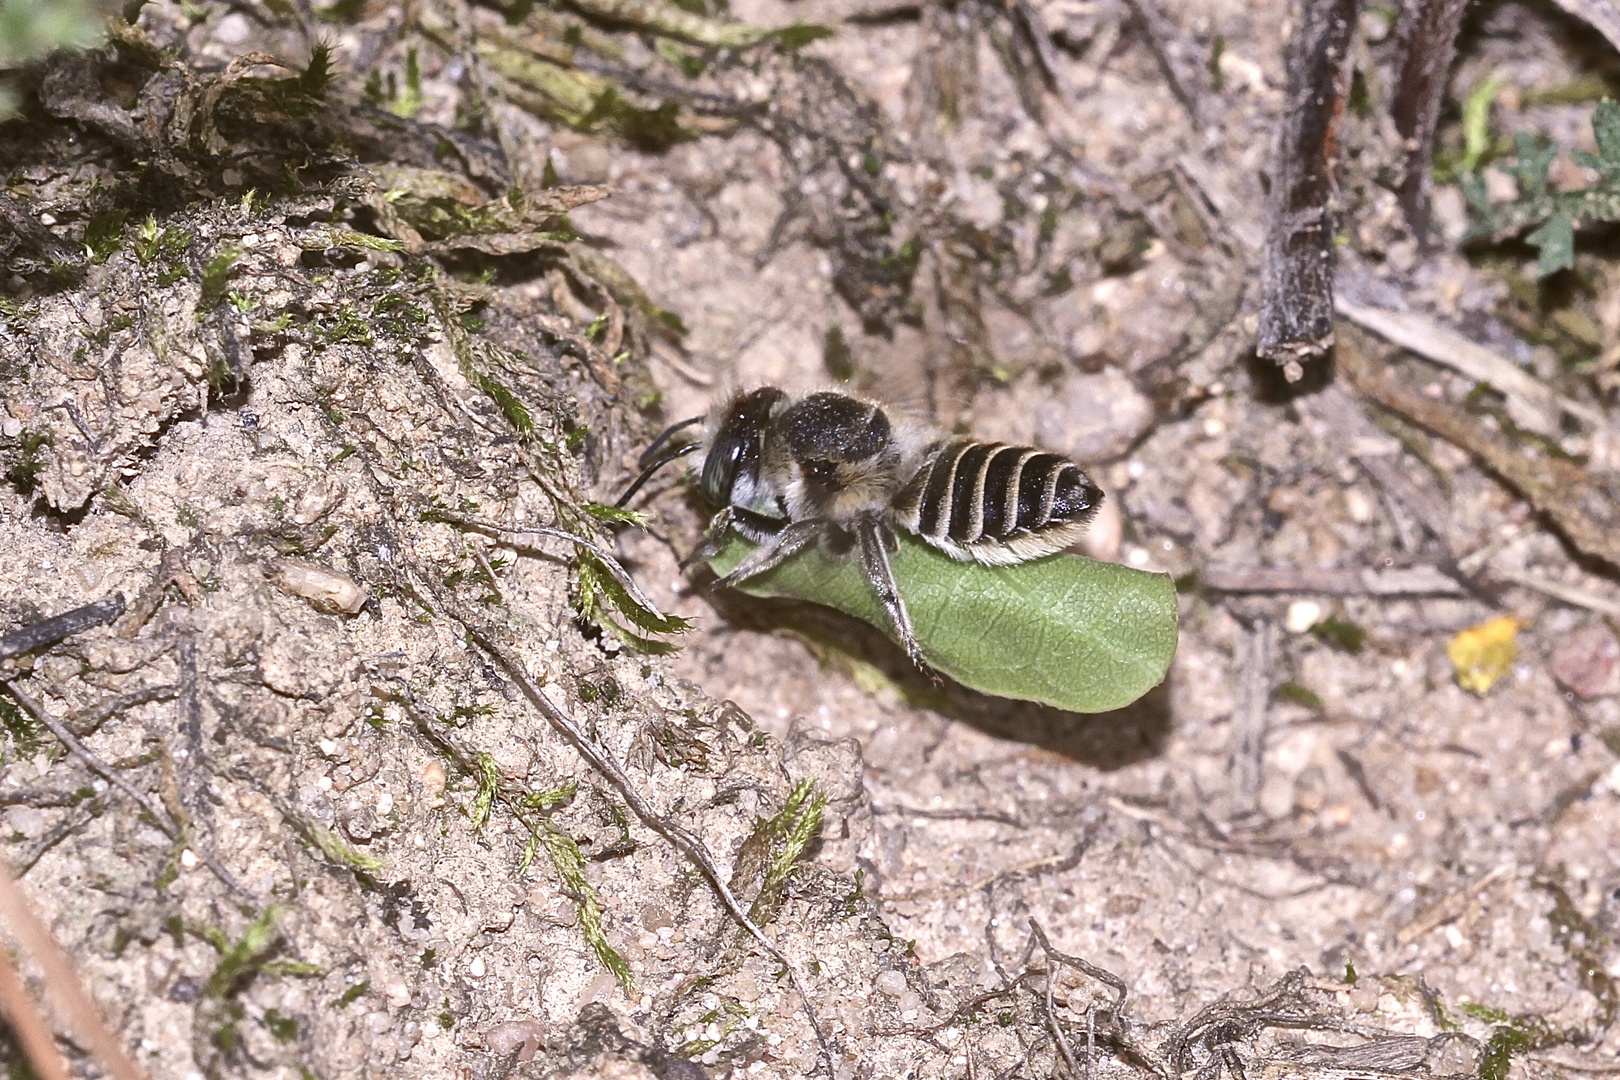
<box><xmin>1285</xmin><ymin>600</ymin><xmax>1323</xmax><ymax>633</ymax></box>
<box><xmin>214</xmin><ymin>12</ymin><xmax>251</xmax><ymax>43</ymax></box>
<box><xmin>875</xmin><ymin>970</ymin><xmax>907</xmax><ymax>996</ymax></box>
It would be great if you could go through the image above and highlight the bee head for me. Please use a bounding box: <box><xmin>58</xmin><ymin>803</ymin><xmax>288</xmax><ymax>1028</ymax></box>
<box><xmin>780</xmin><ymin>393</ymin><xmax>892</xmax><ymax>490</ymax></box>
<box><xmin>701</xmin><ymin>387</ymin><xmax>787</xmax><ymax>506</ymax></box>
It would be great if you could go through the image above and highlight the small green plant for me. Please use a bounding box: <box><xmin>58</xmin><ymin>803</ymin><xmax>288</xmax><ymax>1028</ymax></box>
<box><xmin>1274</xmin><ymin>681</ymin><xmax>1325</xmax><ymax>710</ymax></box>
<box><xmin>201</xmin><ymin>908</ymin><xmax>321</xmax><ymax>1001</ymax></box>
<box><xmin>1472</xmin><ymin>1011</ymin><xmax>1557</xmax><ymax>1080</ymax></box>
<box><xmin>470</xmin><ymin>752</ymin><xmax>499</xmax><ymax>831</ymax></box>
<box><xmin>521</xmin><ymin>816</ymin><xmax>634</xmax><ymax>990</ymax></box>
<box><xmin>1465</xmin><ymin>99</ymin><xmax>1620</xmax><ymax>277</ymax></box>
<box><xmin>575</xmin><ymin>549</ymin><xmax>693</xmax><ymax>649</ymax></box>
<box><xmin>0</xmin><ymin>695</ymin><xmax>43</xmax><ymax>757</ymax></box>
<box><xmin>581</xmin><ymin>501</ymin><xmax>649</xmax><ymax>527</ymax></box>
<box><xmin>368</xmin><ymin>46</ymin><xmax>423</xmax><ymax>118</ymax></box>
<box><xmin>333</xmin><ymin>980</ymin><xmax>368</xmax><ymax>1008</ymax></box>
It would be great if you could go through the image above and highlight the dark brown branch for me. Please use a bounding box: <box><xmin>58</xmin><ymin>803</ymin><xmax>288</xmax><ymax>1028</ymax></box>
<box><xmin>1391</xmin><ymin>0</ymin><xmax>1469</xmax><ymax>238</ymax></box>
<box><xmin>1256</xmin><ymin>0</ymin><xmax>1361</xmax><ymax>379</ymax></box>
<box><xmin>0</xmin><ymin>595</ymin><xmax>125</xmax><ymax>663</ymax></box>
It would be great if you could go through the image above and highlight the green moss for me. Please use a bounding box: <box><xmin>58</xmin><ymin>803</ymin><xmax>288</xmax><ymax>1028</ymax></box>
<box><xmin>262</xmin><ymin>1009</ymin><xmax>299</xmax><ymax>1043</ymax></box>
<box><xmin>748</xmin><ymin>780</ymin><xmax>825</xmax><ymax>925</ymax></box>
<box><xmin>1310</xmin><ymin>617</ymin><xmax>1366</xmax><ymax>654</ymax></box>
<box><xmin>84</xmin><ymin>209</ymin><xmax>128</xmax><ymax>264</ymax></box>
<box><xmin>1478</xmin><ymin>1017</ymin><xmax>1555</xmax><ymax>1080</ymax></box>
<box><xmin>198</xmin><ymin>245</ymin><xmax>244</xmax><ymax>314</ymax></box>
<box><xmin>333</xmin><ymin>981</ymin><xmax>368</xmax><ymax>1008</ymax></box>
<box><xmin>1274</xmin><ymin>682</ymin><xmax>1325</xmax><ymax>710</ymax></box>
<box><xmin>0</xmin><ymin>694</ymin><xmax>42</xmax><ymax>756</ymax></box>
<box><xmin>5</xmin><ymin>427</ymin><xmax>50</xmax><ymax>491</ymax></box>
<box><xmin>201</xmin><ymin>907</ymin><xmax>321</xmax><ymax>1001</ymax></box>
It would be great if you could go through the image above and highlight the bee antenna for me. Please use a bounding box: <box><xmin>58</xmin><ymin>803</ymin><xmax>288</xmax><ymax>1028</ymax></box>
<box><xmin>637</xmin><ymin>416</ymin><xmax>703</xmax><ymax>469</ymax></box>
<box><xmin>615</xmin><ymin>440</ymin><xmax>700</xmax><ymax>508</ymax></box>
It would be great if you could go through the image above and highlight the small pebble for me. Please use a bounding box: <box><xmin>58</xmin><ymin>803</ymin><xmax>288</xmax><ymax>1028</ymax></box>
<box><xmin>1292</xmin><ymin>766</ymin><xmax>1328</xmax><ymax>814</ymax></box>
<box><xmin>214</xmin><ymin>12</ymin><xmax>251</xmax><ymax>43</ymax></box>
<box><xmin>482</xmin><ymin>1019</ymin><xmax>545</xmax><ymax>1060</ymax></box>
<box><xmin>1550</xmin><ymin>624</ymin><xmax>1620</xmax><ymax>700</ymax></box>
<box><xmin>1343</xmin><ymin>488</ymin><xmax>1374</xmax><ymax>524</ymax></box>
<box><xmin>1285</xmin><ymin>600</ymin><xmax>1322</xmax><ymax>634</ymax></box>
<box><xmin>875</xmin><ymin>970</ymin><xmax>907</xmax><ymax>996</ymax></box>
<box><xmin>419</xmin><ymin>761</ymin><xmax>447</xmax><ymax>799</ymax></box>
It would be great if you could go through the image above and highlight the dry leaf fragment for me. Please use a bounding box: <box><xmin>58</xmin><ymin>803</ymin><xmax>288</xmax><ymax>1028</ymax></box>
<box><xmin>268</xmin><ymin>558</ymin><xmax>368</xmax><ymax>615</ymax></box>
<box><xmin>1446</xmin><ymin>616</ymin><xmax>1521</xmax><ymax>694</ymax></box>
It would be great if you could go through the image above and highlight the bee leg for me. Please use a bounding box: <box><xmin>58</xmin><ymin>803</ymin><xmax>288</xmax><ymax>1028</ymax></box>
<box><xmin>712</xmin><ymin>520</ymin><xmax>823</xmax><ymax>589</ymax></box>
<box><xmin>680</xmin><ymin>507</ymin><xmax>739</xmax><ymax>571</ymax></box>
<box><xmin>681</xmin><ymin>507</ymin><xmax>789</xmax><ymax>571</ymax></box>
<box><xmin>855</xmin><ymin>516</ymin><xmax>933</xmax><ymax>676</ymax></box>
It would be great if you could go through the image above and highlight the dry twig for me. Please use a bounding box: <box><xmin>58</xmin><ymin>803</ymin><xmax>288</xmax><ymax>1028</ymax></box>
<box><xmin>1230</xmin><ymin>619</ymin><xmax>1274</xmax><ymax>817</ymax></box>
<box><xmin>1256</xmin><ymin>0</ymin><xmax>1360</xmax><ymax>378</ymax></box>
<box><xmin>881</xmin><ymin>840</ymin><xmax>1089</xmax><ymax>903</ymax></box>
<box><xmin>1394</xmin><ymin>865</ymin><xmax>1514</xmax><ymax>946</ymax></box>
<box><xmin>0</xmin><ymin>595</ymin><xmax>125</xmax><ymax>663</ymax></box>
<box><xmin>1335</xmin><ymin>296</ymin><xmax>1604</xmax><ymax>434</ymax></box>
<box><xmin>1200</xmin><ymin>565</ymin><xmax>1466</xmax><ymax>595</ymax></box>
<box><xmin>1</xmin><ymin>685</ymin><xmax>257</xmax><ymax>904</ymax></box>
<box><xmin>412</xmin><ymin>582</ymin><xmax>835</xmax><ymax>1079</ymax></box>
<box><xmin>0</xmin><ymin>942</ymin><xmax>71</xmax><ymax>1080</ymax></box>
<box><xmin>1492</xmin><ymin>567</ymin><xmax>1620</xmax><ymax>619</ymax></box>
<box><xmin>0</xmin><ymin>852</ymin><xmax>146</xmax><ymax>1080</ymax></box>
<box><xmin>1390</xmin><ymin>0</ymin><xmax>1469</xmax><ymax>237</ymax></box>
<box><xmin>1339</xmin><ymin>329</ymin><xmax>1620</xmax><ymax>571</ymax></box>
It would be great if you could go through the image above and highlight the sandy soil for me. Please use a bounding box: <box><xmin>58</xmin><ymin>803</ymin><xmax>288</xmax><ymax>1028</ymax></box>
<box><xmin>1</xmin><ymin>0</ymin><xmax>1618</xmax><ymax>1076</ymax></box>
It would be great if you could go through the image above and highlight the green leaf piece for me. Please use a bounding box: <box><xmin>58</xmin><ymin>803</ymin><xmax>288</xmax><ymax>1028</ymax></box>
<box><xmin>709</xmin><ymin>535</ymin><xmax>1177</xmax><ymax>714</ymax></box>
<box><xmin>771</xmin><ymin>22</ymin><xmax>835</xmax><ymax>50</ymax></box>
<box><xmin>1460</xmin><ymin>75</ymin><xmax>1504</xmax><ymax>175</ymax></box>
<box><xmin>1527</xmin><ymin>213</ymin><xmax>1575</xmax><ymax>277</ymax></box>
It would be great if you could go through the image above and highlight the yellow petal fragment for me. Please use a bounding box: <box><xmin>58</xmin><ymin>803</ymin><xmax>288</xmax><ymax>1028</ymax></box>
<box><xmin>1446</xmin><ymin>616</ymin><xmax>1521</xmax><ymax>694</ymax></box>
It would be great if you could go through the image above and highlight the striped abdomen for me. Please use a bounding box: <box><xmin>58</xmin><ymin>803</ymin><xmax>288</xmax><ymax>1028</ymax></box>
<box><xmin>894</xmin><ymin>441</ymin><xmax>1104</xmax><ymax>565</ymax></box>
